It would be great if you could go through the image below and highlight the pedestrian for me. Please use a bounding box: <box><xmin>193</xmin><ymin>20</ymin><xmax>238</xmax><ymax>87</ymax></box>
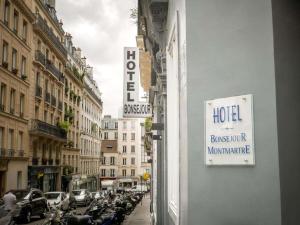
<box><xmin>3</xmin><ymin>191</ymin><xmax>16</xmax><ymax>211</ymax></box>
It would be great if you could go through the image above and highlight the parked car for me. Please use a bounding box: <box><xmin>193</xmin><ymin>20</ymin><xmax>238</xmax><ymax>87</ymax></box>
<box><xmin>72</xmin><ymin>189</ymin><xmax>91</xmax><ymax>206</ymax></box>
<box><xmin>44</xmin><ymin>192</ymin><xmax>69</xmax><ymax>211</ymax></box>
<box><xmin>12</xmin><ymin>188</ymin><xmax>48</xmax><ymax>223</ymax></box>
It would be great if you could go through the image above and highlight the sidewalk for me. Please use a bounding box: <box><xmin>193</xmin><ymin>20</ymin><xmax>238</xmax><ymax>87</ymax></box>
<box><xmin>123</xmin><ymin>194</ymin><xmax>151</xmax><ymax>225</ymax></box>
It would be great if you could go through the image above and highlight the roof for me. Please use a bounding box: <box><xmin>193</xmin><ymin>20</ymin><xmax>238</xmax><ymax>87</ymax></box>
<box><xmin>101</xmin><ymin>140</ymin><xmax>118</xmax><ymax>153</ymax></box>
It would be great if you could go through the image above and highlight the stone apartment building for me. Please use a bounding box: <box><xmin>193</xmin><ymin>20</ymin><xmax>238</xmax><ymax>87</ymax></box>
<box><xmin>79</xmin><ymin>67</ymin><xmax>102</xmax><ymax>191</ymax></box>
<box><xmin>61</xmin><ymin>33</ymin><xmax>83</xmax><ymax>191</ymax></box>
<box><xmin>0</xmin><ymin>0</ymin><xmax>34</xmax><ymax>196</ymax></box>
<box><xmin>28</xmin><ymin>0</ymin><xmax>67</xmax><ymax>192</ymax></box>
<box><xmin>100</xmin><ymin>115</ymin><xmax>118</xmax><ymax>190</ymax></box>
<box><xmin>0</xmin><ymin>0</ymin><xmax>103</xmax><ymax>194</ymax></box>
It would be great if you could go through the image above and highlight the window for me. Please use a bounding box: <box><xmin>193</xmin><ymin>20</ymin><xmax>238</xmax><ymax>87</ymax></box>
<box><xmin>13</xmin><ymin>10</ymin><xmax>19</xmax><ymax>33</ymax></box>
<box><xmin>0</xmin><ymin>127</ymin><xmax>4</xmax><ymax>148</ymax></box>
<box><xmin>12</xmin><ymin>48</ymin><xmax>17</xmax><ymax>70</ymax></box>
<box><xmin>101</xmin><ymin>169</ymin><xmax>106</xmax><ymax>177</ymax></box>
<box><xmin>131</xmin><ymin>120</ymin><xmax>135</xmax><ymax>129</ymax></box>
<box><xmin>104</xmin><ymin>122</ymin><xmax>108</xmax><ymax>129</ymax></box>
<box><xmin>123</xmin><ymin>158</ymin><xmax>126</xmax><ymax>165</ymax></box>
<box><xmin>114</xmin><ymin>132</ymin><xmax>118</xmax><ymax>140</ymax></box>
<box><xmin>131</xmin><ymin>158</ymin><xmax>135</xmax><ymax>165</ymax></box>
<box><xmin>22</xmin><ymin>20</ymin><xmax>27</xmax><ymax>41</ymax></box>
<box><xmin>10</xmin><ymin>89</ymin><xmax>15</xmax><ymax>114</ymax></box>
<box><xmin>21</xmin><ymin>56</ymin><xmax>26</xmax><ymax>76</ymax></box>
<box><xmin>123</xmin><ymin>121</ymin><xmax>127</xmax><ymax>129</ymax></box>
<box><xmin>115</xmin><ymin>122</ymin><xmax>118</xmax><ymax>129</ymax></box>
<box><xmin>122</xmin><ymin>133</ymin><xmax>127</xmax><ymax>141</ymax></box>
<box><xmin>19</xmin><ymin>94</ymin><xmax>24</xmax><ymax>117</ymax></box>
<box><xmin>122</xmin><ymin>169</ymin><xmax>126</xmax><ymax>177</ymax></box>
<box><xmin>131</xmin><ymin>133</ymin><xmax>135</xmax><ymax>141</ymax></box>
<box><xmin>35</xmin><ymin>106</ymin><xmax>39</xmax><ymax>119</ymax></box>
<box><xmin>44</xmin><ymin>110</ymin><xmax>47</xmax><ymax>122</ymax></box>
<box><xmin>102</xmin><ymin>156</ymin><xmax>106</xmax><ymax>165</ymax></box>
<box><xmin>2</xmin><ymin>41</ymin><xmax>8</xmax><ymax>64</ymax></box>
<box><xmin>131</xmin><ymin>145</ymin><xmax>135</xmax><ymax>153</ymax></box>
<box><xmin>18</xmin><ymin>131</ymin><xmax>23</xmax><ymax>150</ymax></box>
<box><xmin>0</xmin><ymin>84</ymin><xmax>6</xmax><ymax>111</ymax></box>
<box><xmin>110</xmin><ymin>169</ymin><xmax>115</xmax><ymax>177</ymax></box>
<box><xmin>17</xmin><ymin>171</ymin><xmax>22</xmax><ymax>189</ymax></box>
<box><xmin>8</xmin><ymin>129</ymin><xmax>14</xmax><ymax>150</ymax></box>
<box><xmin>104</xmin><ymin>132</ymin><xmax>108</xmax><ymax>140</ymax></box>
<box><xmin>110</xmin><ymin>157</ymin><xmax>115</xmax><ymax>165</ymax></box>
<box><xmin>4</xmin><ymin>1</ymin><xmax>10</xmax><ymax>25</ymax></box>
<box><xmin>122</xmin><ymin>145</ymin><xmax>127</xmax><ymax>153</ymax></box>
<box><xmin>131</xmin><ymin>169</ymin><xmax>135</xmax><ymax>176</ymax></box>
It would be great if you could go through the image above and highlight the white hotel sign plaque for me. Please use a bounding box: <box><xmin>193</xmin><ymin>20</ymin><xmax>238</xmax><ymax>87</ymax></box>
<box><xmin>205</xmin><ymin>94</ymin><xmax>254</xmax><ymax>165</ymax></box>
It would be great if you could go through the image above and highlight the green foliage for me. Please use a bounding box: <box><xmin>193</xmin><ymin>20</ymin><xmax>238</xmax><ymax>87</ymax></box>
<box><xmin>58</xmin><ymin>121</ymin><xmax>70</xmax><ymax>132</ymax></box>
<box><xmin>145</xmin><ymin>117</ymin><xmax>152</xmax><ymax>132</ymax></box>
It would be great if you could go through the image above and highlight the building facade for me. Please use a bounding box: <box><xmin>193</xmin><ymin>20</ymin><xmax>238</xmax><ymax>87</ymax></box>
<box><xmin>0</xmin><ymin>0</ymin><xmax>35</xmax><ymax>196</ymax></box>
<box><xmin>100</xmin><ymin>115</ymin><xmax>118</xmax><ymax>190</ymax></box>
<box><xmin>79</xmin><ymin>67</ymin><xmax>102</xmax><ymax>191</ymax></box>
<box><xmin>0</xmin><ymin>0</ymin><xmax>104</xmax><ymax>195</ymax></box>
<box><xmin>138</xmin><ymin>0</ymin><xmax>300</xmax><ymax>225</ymax></box>
<box><xmin>117</xmin><ymin>118</ymin><xmax>141</xmax><ymax>189</ymax></box>
<box><xmin>61</xmin><ymin>33</ymin><xmax>84</xmax><ymax>191</ymax></box>
<box><xmin>28</xmin><ymin>0</ymin><xmax>67</xmax><ymax>192</ymax></box>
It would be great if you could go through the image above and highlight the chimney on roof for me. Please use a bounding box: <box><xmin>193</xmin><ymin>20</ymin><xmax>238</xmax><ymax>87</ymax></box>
<box><xmin>48</xmin><ymin>0</ymin><xmax>56</xmax><ymax>8</ymax></box>
<box><xmin>81</xmin><ymin>57</ymin><xmax>87</xmax><ymax>67</ymax></box>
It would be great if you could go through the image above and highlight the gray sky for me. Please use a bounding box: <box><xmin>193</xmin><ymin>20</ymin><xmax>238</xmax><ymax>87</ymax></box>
<box><xmin>56</xmin><ymin>0</ymin><xmax>137</xmax><ymax>118</ymax></box>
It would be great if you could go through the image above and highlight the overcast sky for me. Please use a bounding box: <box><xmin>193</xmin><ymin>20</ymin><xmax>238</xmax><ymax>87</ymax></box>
<box><xmin>56</xmin><ymin>0</ymin><xmax>137</xmax><ymax>118</ymax></box>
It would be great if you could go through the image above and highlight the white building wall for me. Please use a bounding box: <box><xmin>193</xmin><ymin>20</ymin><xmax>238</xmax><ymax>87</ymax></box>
<box><xmin>117</xmin><ymin>118</ymin><xmax>141</xmax><ymax>187</ymax></box>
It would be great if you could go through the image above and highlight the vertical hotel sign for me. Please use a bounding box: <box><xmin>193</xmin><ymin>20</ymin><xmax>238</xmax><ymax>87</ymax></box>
<box><xmin>205</xmin><ymin>94</ymin><xmax>254</xmax><ymax>165</ymax></box>
<box><xmin>123</xmin><ymin>47</ymin><xmax>151</xmax><ymax>118</ymax></box>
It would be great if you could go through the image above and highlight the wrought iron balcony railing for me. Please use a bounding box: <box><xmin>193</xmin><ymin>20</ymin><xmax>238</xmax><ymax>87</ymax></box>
<box><xmin>30</xmin><ymin>119</ymin><xmax>67</xmax><ymax>140</ymax></box>
<box><xmin>46</xmin><ymin>60</ymin><xmax>64</xmax><ymax>83</ymax></box>
<box><xmin>33</xmin><ymin>14</ymin><xmax>67</xmax><ymax>58</ymax></box>
<box><xmin>0</xmin><ymin>149</ymin><xmax>25</xmax><ymax>158</ymax></box>
<box><xmin>35</xmin><ymin>50</ymin><xmax>46</xmax><ymax>66</ymax></box>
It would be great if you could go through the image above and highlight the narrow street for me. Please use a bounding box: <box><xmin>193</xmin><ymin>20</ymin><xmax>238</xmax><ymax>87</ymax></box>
<box><xmin>25</xmin><ymin>195</ymin><xmax>151</xmax><ymax>225</ymax></box>
<box><xmin>123</xmin><ymin>194</ymin><xmax>151</xmax><ymax>225</ymax></box>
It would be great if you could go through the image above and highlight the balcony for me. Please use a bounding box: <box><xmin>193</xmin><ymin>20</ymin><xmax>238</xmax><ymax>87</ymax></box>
<box><xmin>51</xmin><ymin>95</ymin><xmax>56</xmax><ymax>107</ymax></box>
<box><xmin>35</xmin><ymin>85</ymin><xmax>42</xmax><ymax>98</ymax></box>
<box><xmin>30</xmin><ymin>119</ymin><xmax>67</xmax><ymax>141</ymax></box>
<box><xmin>0</xmin><ymin>149</ymin><xmax>25</xmax><ymax>158</ymax></box>
<box><xmin>35</xmin><ymin>50</ymin><xmax>46</xmax><ymax>66</ymax></box>
<box><xmin>46</xmin><ymin>60</ymin><xmax>64</xmax><ymax>83</ymax></box>
<box><xmin>33</xmin><ymin>14</ymin><xmax>67</xmax><ymax>58</ymax></box>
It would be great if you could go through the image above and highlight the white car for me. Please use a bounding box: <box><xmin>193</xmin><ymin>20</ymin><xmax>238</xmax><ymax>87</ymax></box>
<box><xmin>44</xmin><ymin>192</ymin><xmax>69</xmax><ymax>210</ymax></box>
